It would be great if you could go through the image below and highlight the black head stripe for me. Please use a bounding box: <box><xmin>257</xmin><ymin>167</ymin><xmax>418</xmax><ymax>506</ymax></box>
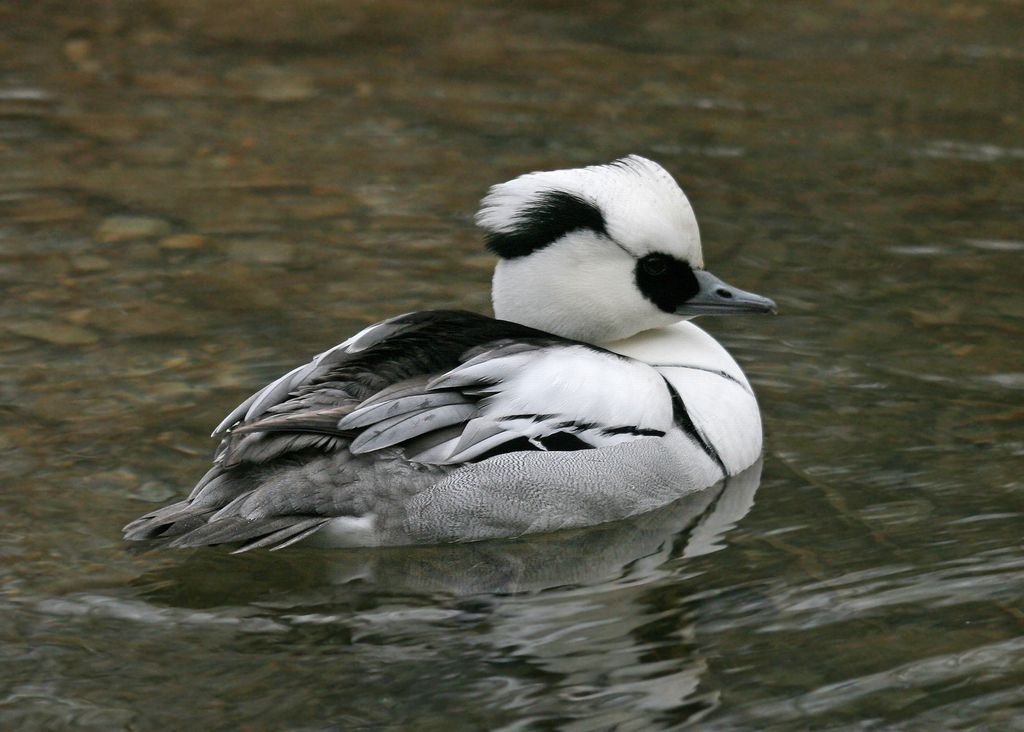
<box><xmin>485</xmin><ymin>191</ymin><xmax>607</xmax><ymax>259</ymax></box>
<box><xmin>635</xmin><ymin>253</ymin><xmax>699</xmax><ymax>313</ymax></box>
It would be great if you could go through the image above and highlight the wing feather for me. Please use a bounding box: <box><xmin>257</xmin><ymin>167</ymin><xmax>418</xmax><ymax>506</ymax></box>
<box><xmin>229</xmin><ymin>406</ymin><xmax>356</xmax><ymax>436</ymax></box>
<box><xmin>348</xmin><ymin>403</ymin><xmax>480</xmax><ymax>453</ymax></box>
<box><xmin>340</xmin><ymin>390</ymin><xmax>470</xmax><ymax>429</ymax></box>
<box><xmin>443</xmin><ymin>424</ymin><xmax>526</xmax><ymax>463</ymax></box>
<box><xmin>230</xmin><ymin>518</ymin><xmax>330</xmax><ymax>553</ymax></box>
<box><xmin>340</xmin><ymin>342</ymin><xmax>674</xmax><ymax>464</ymax></box>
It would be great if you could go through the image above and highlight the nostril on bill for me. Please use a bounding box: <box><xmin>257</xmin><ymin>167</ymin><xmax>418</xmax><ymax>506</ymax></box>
<box><xmin>716</xmin><ymin>288</ymin><xmax>733</xmax><ymax>299</ymax></box>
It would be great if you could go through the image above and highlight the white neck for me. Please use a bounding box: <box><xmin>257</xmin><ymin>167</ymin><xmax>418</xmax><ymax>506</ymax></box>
<box><xmin>491</xmin><ymin>231</ymin><xmax>680</xmax><ymax>343</ymax></box>
<box><xmin>600</xmin><ymin>321</ymin><xmax>749</xmax><ymax>385</ymax></box>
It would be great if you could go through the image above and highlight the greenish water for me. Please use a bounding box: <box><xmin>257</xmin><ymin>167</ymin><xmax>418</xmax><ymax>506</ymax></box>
<box><xmin>2</xmin><ymin>2</ymin><xmax>1023</xmax><ymax>729</ymax></box>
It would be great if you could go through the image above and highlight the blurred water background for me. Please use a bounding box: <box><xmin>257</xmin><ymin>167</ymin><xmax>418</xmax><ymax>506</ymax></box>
<box><xmin>1</xmin><ymin>1</ymin><xmax>1022</xmax><ymax>729</ymax></box>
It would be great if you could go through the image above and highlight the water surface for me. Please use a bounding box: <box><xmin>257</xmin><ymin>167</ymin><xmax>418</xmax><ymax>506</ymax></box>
<box><xmin>2</xmin><ymin>2</ymin><xmax>1023</xmax><ymax>729</ymax></box>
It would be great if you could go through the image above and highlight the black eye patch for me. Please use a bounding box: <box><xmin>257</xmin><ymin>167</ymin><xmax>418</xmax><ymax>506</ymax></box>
<box><xmin>634</xmin><ymin>253</ymin><xmax>700</xmax><ymax>313</ymax></box>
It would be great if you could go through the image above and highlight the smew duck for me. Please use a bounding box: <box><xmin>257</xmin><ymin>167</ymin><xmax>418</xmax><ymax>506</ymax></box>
<box><xmin>123</xmin><ymin>155</ymin><xmax>775</xmax><ymax>550</ymax></box>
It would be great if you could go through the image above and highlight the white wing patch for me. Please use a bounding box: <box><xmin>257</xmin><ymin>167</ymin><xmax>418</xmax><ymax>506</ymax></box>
<box><xmin>339</xmin><ymin>343</ymin><xmax>673</xmax><ymax>465</ymax></box>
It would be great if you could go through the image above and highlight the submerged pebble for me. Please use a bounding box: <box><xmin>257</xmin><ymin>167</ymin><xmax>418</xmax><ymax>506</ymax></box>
<box><xmin>223</xmin><ymin>239</ymin><xmax>295</xmax><ymax>264</ymax></box>
<box><xmin>95</xmin><ymin>216</ymin><xmax>172</xmax><ymax>242</ymax></box>
<box><xmin>226</xmin><ymin>64</ymin><xmax>317</xmax><ymax>102</ymax></box>
<box><xmin>5</xmin><ymin>319</ymin><xmax>99</xmax><ymax>346</ymax></box>
<box><xmin>70</xmin><ymin>255</ymin><xmax>111</xmax><ymax>272</ymax></box>
<box><xmin>159</xmin><ymin>234</ymin><xmax>208</xmax><ymax>250</ymax></box>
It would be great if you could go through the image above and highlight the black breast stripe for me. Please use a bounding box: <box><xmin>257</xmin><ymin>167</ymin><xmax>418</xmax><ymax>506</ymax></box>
<box><xmin>664</xmin><ymin>379</ymin><xmax>727</xmax><ymax>475</ymax></box>
<box><xmin>652</xmin><ymin>364</ymin><xmax>753</xmax><ymax>396</ymax></box>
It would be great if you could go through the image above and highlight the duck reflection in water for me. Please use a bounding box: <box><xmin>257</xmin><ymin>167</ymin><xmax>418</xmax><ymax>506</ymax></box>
<box><xmin>117</xmin><ymin>462</ymin><xmax>763</xmax><ymax>727</ymax></box>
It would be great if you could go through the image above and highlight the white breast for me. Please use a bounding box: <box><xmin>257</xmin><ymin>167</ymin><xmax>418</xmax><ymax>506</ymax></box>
<box><xmin>603</xmin><ymin>321</ymin><xmax>763</xmax><ymax>476</ymax></box>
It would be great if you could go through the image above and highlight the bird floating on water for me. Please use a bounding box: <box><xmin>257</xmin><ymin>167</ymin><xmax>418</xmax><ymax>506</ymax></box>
<box><xmin>123</xmin><ymin>155</ymin><xmax>775</xmax><ymax>551</ymax></box>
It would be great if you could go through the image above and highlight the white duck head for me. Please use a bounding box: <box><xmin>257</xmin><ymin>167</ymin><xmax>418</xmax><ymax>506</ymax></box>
<box><xmin>477</xmin><ymin>155</ymin><xmax>775</xmax><ymax>343</ymax></box>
